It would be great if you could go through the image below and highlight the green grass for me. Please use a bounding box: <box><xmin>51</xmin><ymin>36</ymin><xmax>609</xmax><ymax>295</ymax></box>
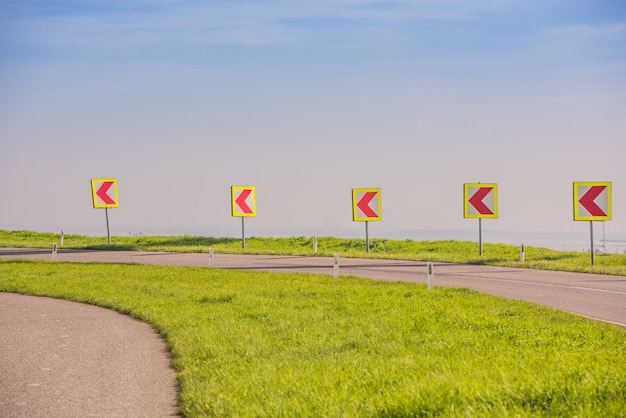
<box><xmin>1</xmin><ymin>259</ymin><xmax>625</xmax><ymax>417</ymax></box>
<box><xmin>2</xmin><ymin>229</ymin><xmax>625</xmax><ymax>276</ymax></box>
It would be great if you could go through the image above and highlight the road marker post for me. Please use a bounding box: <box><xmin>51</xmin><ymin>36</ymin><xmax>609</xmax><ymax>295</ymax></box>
<box><xmin>208</xmin><ymin>248</ymin><xmax>214</xmax><ymax>268</ymax></box>
<box><xmin>520</xmin><ymin>244</ymin><xmax>525</xmax><ymax>262</ymax></box>
<box><xmin>333</xmin><ymin>253</ymin><xmax>339</xmax><ymax>279</ymax></box>
<box><xmin>313</xmin><ymin>236</ymin><xmax>318</xmax><ymax>254</ymax></box>
<box><xmin>60</xmin><ymin>230</ymin><xmax>64</xmax><ymax>246</ymax></box>
<box><xmin>52</xmin><ymin>243</ymin><xmax>57</xmax><ymax>261</ymax></box>
<box><xmin>427</xmin><ymin>262</ymin><xmax>434</xmax><ymax>290</ymax></box>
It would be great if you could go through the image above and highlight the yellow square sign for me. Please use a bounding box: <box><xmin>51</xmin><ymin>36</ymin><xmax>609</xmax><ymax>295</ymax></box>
<box><xmin>91</xmin><ymin>178</ymin><xmax>119</xmax><ymax>208</ymax></box>
<box><xmin>464</xmin><ymin>183</ymin><xmax>498</xmax><ymax>219</ymax></box>
<box><xmin>231</xmin><ymin>186</ymin><xmax>256</xmax><ymax>217</ymax></box>
<box><xmin>573</xmin><ymin>182</ymin><xmax>612</xmax><ymax>221</ymax></box>
<box><xmin>352</xmin><ymin>188</ymin><xmax>382</xmax><ymax>221</ymax></box>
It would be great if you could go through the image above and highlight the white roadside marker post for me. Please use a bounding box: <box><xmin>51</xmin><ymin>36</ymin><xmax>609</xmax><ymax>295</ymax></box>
<box><xmin>520</xmin><ymin>244</ymin><xmax>525</xmax><ymax>262</ymax></box>
<box><xmin>333</xmin><ymin>253</ymin><xmax>339</xmax><ymax>279</ymax></box>
<box><xmin>427</xmin><ymin>262</ymin><xmax>434</xmax><ymax>290</ymax></box>
<box><xmin>52</xmin><ymin>243</ymin><xmax>57</xmax><ymax>262</ymax></box>
<box><xmin>208</xmin><ymin>248</ymin><xmax>214</xmax><ymax>268</ymax></box>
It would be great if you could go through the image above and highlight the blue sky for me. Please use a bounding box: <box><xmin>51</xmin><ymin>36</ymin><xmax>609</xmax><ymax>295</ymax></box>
<box><xmin>1</xmin><ymin>1</ymin><xmax>625</xmax><ymax>248</ymax></box>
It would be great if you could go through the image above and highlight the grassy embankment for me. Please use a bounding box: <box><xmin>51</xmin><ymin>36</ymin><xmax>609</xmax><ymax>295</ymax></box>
<box><xmin>1</xmin><ymin>259</ymin><xmax>625</xmax><ymax>417</ymax></box>
<box><xmin>1</xmin><ymin>229</ymin><xmax>625</xmax><ymax>276</ymax></box>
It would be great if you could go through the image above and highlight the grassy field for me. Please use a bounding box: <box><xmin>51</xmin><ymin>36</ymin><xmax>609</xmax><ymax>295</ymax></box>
<box><xmin>1</xmin><ymin>229</ymin><xmax>625</xmax><ymax>276</ymax></box>
<box><xmin>1</xmin><ymin>259</ymin><xmax>625</xmax><ymax>417</ymax></box>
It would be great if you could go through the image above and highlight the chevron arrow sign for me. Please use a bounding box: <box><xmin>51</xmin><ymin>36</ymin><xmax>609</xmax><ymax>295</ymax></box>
<box><xmin>464</xmin><ymin>183</ymin><xmax>498</xmax><ymax>219</ymax></box>
<box><xmin>91</xmin><ymin>178</ymin><xmax>119</xmax><ymax>208</ymax></box>
<box><xmin>231</xmin><ymin>186</ymin><xmax>257</xmax><ymax>217</ymax></box>
<box><xmin>573</xmin><ymin>182</ymin><xmax>612</xmax><ymax>221</ymax></box>
<box><xmin>352</xmin><ymin>188</ymin><xmax>382</xmax><ymax>221</ymax></box>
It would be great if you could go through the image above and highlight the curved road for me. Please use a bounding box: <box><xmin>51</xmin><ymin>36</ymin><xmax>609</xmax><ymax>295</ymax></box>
<box><xmin>2</xmin><ymin>248</ymin><xmax>625</xmax><ymax>327</ymax></box>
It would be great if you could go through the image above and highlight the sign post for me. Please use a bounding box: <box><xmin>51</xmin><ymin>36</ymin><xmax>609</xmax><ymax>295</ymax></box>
<box><xmin>365</xmin><ymin>221</ymin><xmax>370</xmax><ymax>252</ymax></box>
<box><xmin>231</xmin><ymin>186</ymin><xmax>256</xmax><ymax>249</ymax></box>
<box><xmin>479</xmin><ymin>217</ymin><xmax>483</xmax><ymax>256</ymax></box>
<box><xmin>105</xmin><ymin>207</ymin><xmax>111</xmax><ymax>245</ymax></box>
<box><xmin>464</xmin><ymin>183</ymin><xmax>498</xmax><ymax>256</ymax></box>
<box><xmin>352</xmin><ymin>188</ymin><xmax>382</xmax><ymax>253</ymax></box>
<box><xmin>90</xmin><ymin>178</ymin><xmax>119</xmax><ymax>245</ymax></box>
<box><xmin>573</xmin><ymin>182</ymin><xmax>612</xmax><ymax>265</ymax></box>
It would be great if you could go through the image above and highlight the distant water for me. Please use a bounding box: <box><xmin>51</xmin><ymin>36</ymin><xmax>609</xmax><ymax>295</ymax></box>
<box><xmin>358</xmin><ymin>228</ymin><xmax>626</xmax><ymax>254</ymax></box>
<box><xmin>398</xmin><ymin>230</ymin><xmax>626</xmax><ymax>254</ymax></box>
<box><xmin>492</xmin><ymin>237</ymin><xmax>626</xmax><ymax>254</ymax></box>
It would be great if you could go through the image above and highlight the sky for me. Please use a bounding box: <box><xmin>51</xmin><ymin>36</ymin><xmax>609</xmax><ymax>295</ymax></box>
<box><xmin>1</xmin><ymin>0</ymin><xmax>625</xmax><ymax>250</ymax></box>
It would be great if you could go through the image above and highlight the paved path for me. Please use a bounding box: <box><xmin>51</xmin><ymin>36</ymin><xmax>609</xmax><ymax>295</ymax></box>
<box><xmin>1</xmin><ymin>247</ymin><xmax>625</xmax><ymax>417</ymax></box>
<box><xmin>0</xmin><ymin>293</ymin><xmax>178</xmax><ymax>417</ymax></box>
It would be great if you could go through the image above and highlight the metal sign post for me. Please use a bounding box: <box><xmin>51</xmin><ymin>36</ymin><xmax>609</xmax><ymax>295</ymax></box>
<box><xmin>365</xmin><ymin>221</ymin><xmax>370</xmax><ymax>253</ymax></box>
<box><xmin>589</xmin><ymin>221</ymin><xmax>595</xmax><ymax>266</ymax></box>
<box><xmin>105</xmin><ymin>208</ymin><xmax>111</xmax><ymax>245</ymax></box>
<box><xmin>241</xmin><ymin>217</ymin><xmax>246</xmax><ymax>249</ymax></box>
<box><xmin>478</xmin><ymin>218</ymin><xmax>483</xmax><ymax>256</ymax></box>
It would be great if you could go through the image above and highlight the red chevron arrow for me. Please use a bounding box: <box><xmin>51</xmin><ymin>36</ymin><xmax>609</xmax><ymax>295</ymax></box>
<box><xmin>235</xmin><ymin>189</ymin><xmax>253</xmax><ymax>213</ymax></box>
<box><xmin>357</xmin><ymin>192</ymin><xmax>378</xmax><ymax>218</ymax></box>
<box><xmin>96</xmin><ymin>182</ymin><xmax>116</xmax><ymax>205</ymax></box>
<box><xmin>468</xmin><ymin>187</ymin><xmax>493</xmax><ymax>215</ymax></box>
<box><xmin>579</xmin><ymin>186</ymin><xmax>607</xmax><ymax>216</ymax></box>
